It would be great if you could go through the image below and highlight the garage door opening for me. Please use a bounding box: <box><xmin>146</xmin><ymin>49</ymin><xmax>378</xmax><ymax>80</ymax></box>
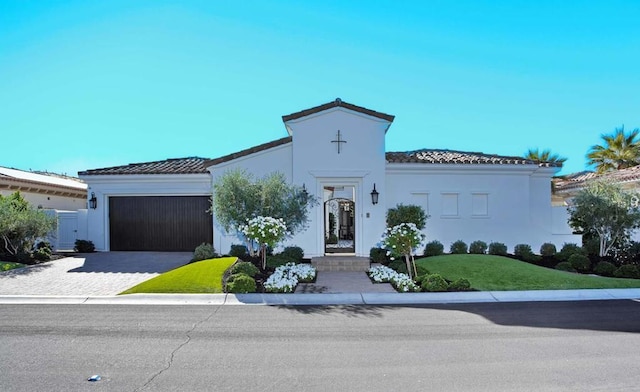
<box><xmin>109</xmin><ymin>196</ymin><xmax>212</xmax><ymax>251</ymax></box>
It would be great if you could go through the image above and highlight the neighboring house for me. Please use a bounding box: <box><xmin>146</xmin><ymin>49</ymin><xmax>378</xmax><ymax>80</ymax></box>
<box><xmin>554</xmin><ymin>167</ymin><xmax>640</xmax><ymax>198</ymax></box>
<box><xmin>0</xmin><ymin>166</ymin><xmax>88</xmax><ymax>251</ymax></box>
<box><xmin>554</xmin><ymin>166</ymin><xmax>640</xmax><ymax>242</ymax></box>
<box><xmin>79</xmin><ymin>99</ymin><xmax>579</xmax><ymax>255</ymax></box>
<box><xmin>0</xmin><ymin>166</ymin><xmax>87</xmax><ymax>210</ymax></box>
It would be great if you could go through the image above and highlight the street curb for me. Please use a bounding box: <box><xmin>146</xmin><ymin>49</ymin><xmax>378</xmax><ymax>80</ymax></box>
<box><xmin>0</xmin><ymin>288</ymin><xmax>639</xmax><ymax>306</ymax></box>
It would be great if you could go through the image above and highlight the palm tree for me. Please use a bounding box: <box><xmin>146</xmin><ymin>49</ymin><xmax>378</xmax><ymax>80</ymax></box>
<box><xmin>587</xmin><ymin>126</ymin><xmax>640</xmax><ymax>173</ymax></box>
<box><xmin>524</xmin><ymin>148</ymin><xmax>567</xmax><ymax>164</ymax></box>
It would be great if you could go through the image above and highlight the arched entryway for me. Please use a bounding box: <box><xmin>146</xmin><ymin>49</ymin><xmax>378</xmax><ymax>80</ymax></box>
<box><xmin>324</xmin><ymin>197</ymin><xmax>355</xmax><ymax>253</ymax></box>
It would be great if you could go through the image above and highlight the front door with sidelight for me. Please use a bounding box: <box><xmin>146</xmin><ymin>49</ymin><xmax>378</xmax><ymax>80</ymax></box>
<box><xmin>324</xmin><ymin>185</ymin><xmax>355</xmax><ymax>254</ymax></box>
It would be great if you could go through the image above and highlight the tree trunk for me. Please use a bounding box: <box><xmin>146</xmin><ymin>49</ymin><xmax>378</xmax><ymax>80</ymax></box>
<box><xmin>260</xmin><ymin>244</ymin><xmax>267</xmax><ymax>270</ymax></box>
<box><xmin>404</xmin><ymin>254</ymin><xmax>413</xmax><ymax>280</ymax></box>
<box><xmin>411</xmin><ymin>255</ymin><xmax>417</xmax><ymax>278</ymax></box>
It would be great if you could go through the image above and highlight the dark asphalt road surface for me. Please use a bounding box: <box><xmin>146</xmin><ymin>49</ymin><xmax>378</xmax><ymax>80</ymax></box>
<box><xmin>1</xmin><ymin>300</ymin><xmax>639</xmax><ymax>391</ymax></box>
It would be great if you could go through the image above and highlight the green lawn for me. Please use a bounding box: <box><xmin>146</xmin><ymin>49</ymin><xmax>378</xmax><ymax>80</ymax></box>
<box><xmin>416</xmin><ymin>254</ymin><xmax>640</xmax><ymax>291</ymax></box>
<box><xmin>120</xmin><ymin>257</ymin><xmax>237</xmax><ymax>294</ymax></box>
<box><xmin>1</xmin><ymin>261</ymin><xmax>25</xmax><ymax>272</ymax></box>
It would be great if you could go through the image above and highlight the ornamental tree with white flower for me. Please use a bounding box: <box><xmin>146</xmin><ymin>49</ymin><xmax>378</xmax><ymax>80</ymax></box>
<box><xmin>379</xmin><ymin>222</ymin><xmax>425</xmax><ymax>279</ymax></box>
<box><xmin>240</xmin><ymin>216</ymin><xmax>288</xmax><ymax>270</ymax></box>
<box><xmin>211</xmin><ymin>169</ymin><xmax>318</xmax><ymax>256</ymax></box>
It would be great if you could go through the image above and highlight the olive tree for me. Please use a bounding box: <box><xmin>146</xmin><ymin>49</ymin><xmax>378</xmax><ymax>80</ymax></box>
<box><xmin>568</xmin><ymin>180</ymin><xmax>640</xmax><ymax>257</ymax></box>
<box><xmin>0</xmin><ymin>192</ymin><xmax>56</xmax><ymax>258</ymax></box>
<box><xmin>211</xmin><ymin>169</ymin><xmax>317</xmax><ymax>256</ymax></box>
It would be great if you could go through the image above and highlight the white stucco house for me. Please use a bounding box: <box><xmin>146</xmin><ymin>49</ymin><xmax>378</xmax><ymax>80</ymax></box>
<box><xmin>79</xmin><ymin>99</ymin><xmax>579</xmax><ymax>256</ymax></box>
<box><xmin>0</xmin><ymin>166</ymin><xmax>88</xmax><ymax>251</ymax></box>
<box><xmin>554</xmin><ymin>166</ymin><xmax>640</xmax><ymax>242</ymax></box>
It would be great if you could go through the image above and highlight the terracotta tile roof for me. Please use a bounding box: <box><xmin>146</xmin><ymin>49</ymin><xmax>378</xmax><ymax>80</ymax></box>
<box><xmin>554</xmin><ymin>166</ymin><xmax>640</xmax><ymax>192</ymax></box>
<box><xmin>386</xmin><ymin>149</ymin><xmax>562</xmax><ymax>167</ymax></box>
<box><xmin>78</xmin><ymin>157</ymin><xmax>210</xmax><ymax>176</ymax></box>
<box><xmin>204</xmin><ymin>136</ymin><xmax>292</xmax><ymax>167</ymax></box>
<box><xmin>282</xmin><ymin>98</ymin><xmax>395</xmax><ymax>122</ymax></box>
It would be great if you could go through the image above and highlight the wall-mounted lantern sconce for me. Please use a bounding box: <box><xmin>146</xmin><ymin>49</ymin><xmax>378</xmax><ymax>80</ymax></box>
<box><xmin>370</xmin><ymin>184</ymin><xmax>379</xmax><ymax>205</ymax></box>
<box><xmin>89</xmin><ymin>192</ymin><xmax>97</xmax><ymax>209</ymax></box>
<box><xmin>302</xmin><ymin>183</ymin><xmax>308</xmax><ymax>197</ymax></box>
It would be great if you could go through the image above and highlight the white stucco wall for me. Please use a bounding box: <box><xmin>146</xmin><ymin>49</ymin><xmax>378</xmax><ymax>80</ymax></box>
<box><xmin>208</xmin><ymin>143</ymin><xmax>294</xmax><ymax>255</ymax></box>
<box><xmin>79</xmin><ymin>174</ymin><xmax>212</xmax><ymax>251</ymax></box>
<box><xmin>385</xmin><ymin>164</ymin><xmax>580</xmax><ymax>253</ymax></box>
<box><xmin>0</xmin><ymin>190</ymin><xmax>86</xmax><ymax>211</ymax></box>
<box><xmin>286</xmin><ymin>108</ymin><xmax>389</xmax><ymax>257</ymax></box>
<box><xmin>207</xmin><ymin>107</ymin><xmax>391</xmax><ymax>258</ymax></box>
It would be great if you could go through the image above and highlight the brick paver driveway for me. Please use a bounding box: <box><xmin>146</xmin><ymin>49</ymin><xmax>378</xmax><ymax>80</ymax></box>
<box><xmin>0</xmin><ymin>252</ymin><xmax>191</xmax><ymax>296</ymax></box>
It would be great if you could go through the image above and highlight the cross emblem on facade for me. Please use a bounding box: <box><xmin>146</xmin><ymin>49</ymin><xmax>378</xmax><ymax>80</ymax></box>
<box><xmin>331</xmin><ymin>130</ymin><xmax>347</xmax><ymax>154</ymax></box>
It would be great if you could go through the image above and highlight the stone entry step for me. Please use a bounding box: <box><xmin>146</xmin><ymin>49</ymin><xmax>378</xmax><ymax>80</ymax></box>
<box><xmin>311</xmin><ymin>256</ymin><xmax>371</xmax><ymax>272</ymax></box>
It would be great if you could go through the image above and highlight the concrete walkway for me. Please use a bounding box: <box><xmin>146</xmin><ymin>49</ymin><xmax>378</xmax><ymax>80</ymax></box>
<box><xmin>295</xmin><ymin>271</ymin><xmax>396</xmax><ymax>293</ymax></box>
<box><xmin>0</xmin><ymin>252</ymin><xmax>191</xmax><ymax>296</ymax></box>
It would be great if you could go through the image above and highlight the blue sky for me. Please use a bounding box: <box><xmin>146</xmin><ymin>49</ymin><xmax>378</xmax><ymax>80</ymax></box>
<box><xmin>1</xmin><ymin>0</ymin><xmax>638</xmax><ymax>176</ymax></box>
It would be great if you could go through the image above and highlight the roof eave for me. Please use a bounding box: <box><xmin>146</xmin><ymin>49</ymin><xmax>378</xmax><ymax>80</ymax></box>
<box><xmin>282</xmin><ymin>98</ymin><xmax>395</xmax><ymax>123</ymax></box>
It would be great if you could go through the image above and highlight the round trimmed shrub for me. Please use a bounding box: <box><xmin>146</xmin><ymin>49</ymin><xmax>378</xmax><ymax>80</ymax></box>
<box><xmin>414</xmin><ymin>273</ymin><xmax>430</xmax><ymax>285</ymax></box>
<box><xmin>226</xmin><ymin>273</ymin><xmax>256</xmax><ymax>293</ymax></box>
<box><xmin>388</xmin><ymin>259</ymin><xmax>408</xmax><ymax>274</ymax></box>
<box><xmin>450</xmin><ymin>240</ymin><xmax>468</xmax><ymax>254</ymax></box>
<box><xmin>370</xmin><ymin>247</ymin><xmax>388</xmax><ymax>263</ymax></box>
<box><xmin>230</xmin><ymin>261</ymin><xmax>260</xmax><ymax>277</ymax></box>
<box><xmin>423</xmin><ymin>240</ymin><xmax>444</xmax><ymax>257</ymax></box>
<box><xmin>74</xmin><ymin>239</ymin><xmax>95</xmax><ymax>253</ymax></box>
<box><xmin>568</xmin><ymin>253</ymin><xmax>591</xmax><ymax>272</ymax></box>
<box><xmin>469</xmin><ymin>241</ymin><xmax>487</xmax><ymax>254</ymax></box>
<box><xmin>386</xmin><ymin>204</ymin><xmax>427</xmax><ymax>229</ymax></box>
<box><xmin>281</xmin><ymin>246</ymin><xmax>304</xmax><ymax>262</ymax></box>
<box><xmin>448</xmin><ymin>278</ymin><xmax>471</xmax><ymax>291</ymax></box>
<box><xmin>266</xmin><ymin>254</ymin><xmax>291</xmax><ymax>269</ymax></box>
<box><xmin>614</xmin><ymin>264</ymin><xmax>640</xmax><ymax>279</ymax></box>
<box><xmin>229</xmin><ymin>244</ymin><xmax>248</xmax><ymax>258</ymax></box>
<box><xmin>514</xmin><ymin>244</ymin><xmax>533</xmax><ymax>259</ymax></box>
<box><xmin>540</xmin><ymin>243</ymin><xmax>557</xmax><ymax>257</ymax></box>
<box><xmin>192</xmin><ymin>242</ymin><xmax>216</xmax><ymax>262</ymax></box>
<box><xmin>555</xmin><ymin>261</ymin><xmax>576</xmax><ymax>272</ymax></box>
<box><xmin>421</xmin><ymin>274</ymin><xmax>449</xmax><ymax>292</ymax></box>
<box><xmin>488</xmin><ymin>242</ymin><xmax>508</xmax><ymax>256</ymax></box>
<box><xmin>594</xmin><ymin>261</ymin><xmax>617</xmax><ymax>277</ymax></box>
<box><xmin>557</xmin><ymin>243</ymin><xmax>583</xmax><ymax>262</ymax></box>
<box><xmin>33</xmin><ymin>241</ymin><xmax>52</xmax><ymax>261</ymax></box>
<box><xmin>33</xmin><ymin>248</ymin><xmax>51</xmax><ymax>261</ymax></box>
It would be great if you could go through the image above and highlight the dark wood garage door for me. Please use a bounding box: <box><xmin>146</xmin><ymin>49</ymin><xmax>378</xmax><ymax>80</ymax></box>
<box><xmin>109</xmin><ymin>196</ymin><xmax>213</xmax><ymax>251</ymax></box>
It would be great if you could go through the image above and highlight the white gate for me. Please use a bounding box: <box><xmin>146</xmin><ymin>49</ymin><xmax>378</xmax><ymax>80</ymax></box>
<box><xmin>56</xmin><ymin>211</ymin><xmax>78</xmax><ymax>251</ymax></box>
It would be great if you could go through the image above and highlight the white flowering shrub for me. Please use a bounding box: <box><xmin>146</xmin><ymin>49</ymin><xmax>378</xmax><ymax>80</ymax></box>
<box><xmin>379</xmin><ymin>222</ymin><xmax>425</xmax><ymax>279</ymax></box>
<box><xmin>368</xmin><ymin>265</ymin><xmax>420</xmax><ymax>292</ymax></box>
<box><xmin>264</xmin><ymin>262</ymin><xmax>317</xmax><ymax>293</ymax></box>
<box><xmin>239</xmin><ymin>216</ymin><xmax>288</xmax><ymax>269</ymax></box>
<box><xmin>379</xmin><ymin>223</ymin><xmax>425</xmax><ymax>258</ymax></box>
<box><xmin>368</xmin><ymin>265</ymin><xmax>398</xmax><ymax>283</ymax></box>
<box><xmin>240</xmin><ymin>216</ymin><xmax>288</xmax><ymax>247</ymax></box>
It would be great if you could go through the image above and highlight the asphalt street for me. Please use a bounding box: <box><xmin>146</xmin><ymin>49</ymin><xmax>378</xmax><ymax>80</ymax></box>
<box><xmin>1</xmin><ymin>300</ymin><xmax>640</xmax><ymax>391</ymax></box>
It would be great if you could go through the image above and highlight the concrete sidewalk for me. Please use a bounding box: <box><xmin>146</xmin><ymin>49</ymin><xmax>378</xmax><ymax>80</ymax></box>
<box><xmin>1</xmin><ymin>288</ymin><xmax>639</xmax><ymax>306</ymax></box>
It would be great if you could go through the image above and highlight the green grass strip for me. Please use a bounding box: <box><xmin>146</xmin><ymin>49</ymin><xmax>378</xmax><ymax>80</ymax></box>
<box><xmin>120</xmin><ymin>257</ymin><xmax>237</xmax><ymax>295</ymax></box>
<box><xmin>0</xmin><ymin>262</ymin><xmax>25</xmax><ymax>272</ymax></box>
<box><xmin>416</xmin><ymin>254</ymin><xmax>640</xmax><ymax>291</ymax></box>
